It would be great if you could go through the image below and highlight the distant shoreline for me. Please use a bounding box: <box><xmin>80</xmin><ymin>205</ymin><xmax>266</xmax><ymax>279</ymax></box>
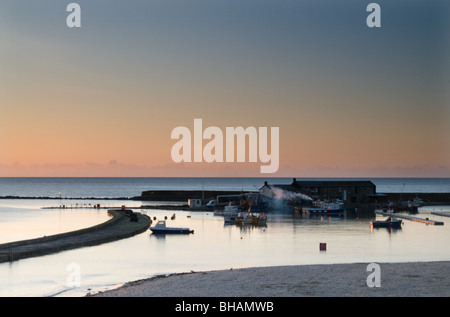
<box><xmin>0</xmin><ymin>196</ymin><xmax>132</xmax><ymax>200</ymax></box>
<box><xmin>2</xmin><ymin>192</ymin><xmax>450</xmax><ymax>206</ymax></box>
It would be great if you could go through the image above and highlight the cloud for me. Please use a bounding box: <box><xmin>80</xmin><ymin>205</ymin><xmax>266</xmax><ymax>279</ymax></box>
<box><xmin>0</xmin><ymin>161</ymin><xmax>263</xmax><ymax>177</ymax></box>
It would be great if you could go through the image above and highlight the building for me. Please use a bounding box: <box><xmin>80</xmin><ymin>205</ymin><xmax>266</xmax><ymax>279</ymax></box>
<box><xmin>188</xmin><ymin>198</ymin><xmax>202</xmax><ymax>208</ymax></box>
<box><xmin>260</xmin><ymin>178</ymin><xmax>376</xmax><ymax>204</ymax></box>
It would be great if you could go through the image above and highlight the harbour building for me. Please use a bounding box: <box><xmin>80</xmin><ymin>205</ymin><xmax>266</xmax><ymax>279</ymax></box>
<box><xmin>260</xmin><ymin>178</ymin><xmax>376</xmax><ymax>204</ymax></box>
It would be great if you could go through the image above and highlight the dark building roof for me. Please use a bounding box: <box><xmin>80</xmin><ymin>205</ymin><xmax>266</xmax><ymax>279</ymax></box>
<box><xmin>260</xmin><ymin>181</ymin><xmax>298</xmax><ymax>191</ymax></box>
<box><xmin>265</xmin><ymin>184</ymin><xmax>299</xmax><ymax>192</ymax></box>
<box><xmin>292</xmin><ymin>179</ymin><xmax>375</xmax><ymax>188</ymax></box>
<box><xmin>261</xmin><ymin>179</ymin><xmax>376</xmax><ymax>190</ymax></box>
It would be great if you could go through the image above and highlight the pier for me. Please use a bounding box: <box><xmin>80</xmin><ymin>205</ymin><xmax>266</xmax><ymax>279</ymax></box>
<box><xmin>431</xmin><ymin>211</ymin><xmax>450</xmax><ymax>218</ymax></box>
<box><xmin>0</xmin><ymin>209</ymin><xmax>151</xmax><ymax>263</ymax></box>
<box><xmin>375</xmin><ymin>210</ymin><xmax>444</xmax><ymax>225</ymax></box>
<box><xmin>40</xmin><ymin>204</ymin><xmax>213</xmax><ymax>212</ymax></box>
<box><xmin>41</xmin><ymin>205</ymin><xmax>143</xmax><ymax>210</ymax></box>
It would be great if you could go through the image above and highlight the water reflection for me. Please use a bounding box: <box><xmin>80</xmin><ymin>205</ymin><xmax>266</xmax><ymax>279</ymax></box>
<box><xmin>1</xmin><ymin>201</ymin><xmax>449</xmax><ymax>296</ymax></box>
<box><xmin>301</xmin><ymin>214</ymin><xmax>345</xmax><ymax>222</ymax></box>
<box><xmin>370</xmin><ymin>225</ymin><xmax>403</xmax><ymax>234</ymax></box>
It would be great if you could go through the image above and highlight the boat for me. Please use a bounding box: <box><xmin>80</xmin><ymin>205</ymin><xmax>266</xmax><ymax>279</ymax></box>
<box><xmin>251</xmin><ymin>213</ymin><xmax>267</xmax><ymax>226</ymax></box>
<box><xmin>224</xmin><ymin>211</ymin><xmax>267</xmax><ymax>226</ymax></box>
<box><xmin>302</xmin><ymin>200</ymin><xmax>344</xmax><ymax>215</ymax></box>
<box><xmin>149</xmin><ymin>220</ymin><xmax>194</xmax><ymax>234</ymax></box>
<box><xmin>223</xmin><ymin>212</ymin><xmax>242</xmax><ymax>224</ymax></box>
<box><xmin>390</xmin><ymin>197</ymin><xmax>423</xmax><ymax>213</ymax></box>
<box><xmin>370</xmin><ymin>217</ymin><xmax>402</xmax><ymax>229</ymax></box>
<box><xmin>234</xmin><ymin>212</ymin><xmax>253</xmax><ymax>225</ymax></box>
<box><xmin>224</xmin><ymin>204</ymin><xmax>243</xmax><ymax>215</ymax></box>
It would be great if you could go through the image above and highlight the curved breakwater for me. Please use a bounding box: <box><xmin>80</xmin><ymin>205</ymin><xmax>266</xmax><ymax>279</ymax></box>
<box><xmin>0</xmin><ymin>209</ymin><xmax>151</xmax><ymax>263</ymax></box>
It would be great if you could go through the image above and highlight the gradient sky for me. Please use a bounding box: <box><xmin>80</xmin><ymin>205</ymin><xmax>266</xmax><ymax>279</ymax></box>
<box><xmin>1</xmin><ymin>0</ymin><xmax>449</xmax><ymax>177</ymax></box>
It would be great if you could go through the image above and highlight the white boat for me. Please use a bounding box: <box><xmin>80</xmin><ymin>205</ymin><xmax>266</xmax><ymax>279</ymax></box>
<box><xmin>224</xmin><ymin>204</ymin><xmax>242</xmax><ymax>215</ymax></box>
<box><xmin>149</xmin><ymin>220</ymin><xmax>194</xmax><ymax>234</ymax></box>
<box><xmin>302</xmin><ymin>200</ymin><xmax>344</xmax><ymax>215</ymax></box>
<box><xmin>224</xmin><ymin>212</ymin><xmax>239</xmax><ymax>224</ymax></box>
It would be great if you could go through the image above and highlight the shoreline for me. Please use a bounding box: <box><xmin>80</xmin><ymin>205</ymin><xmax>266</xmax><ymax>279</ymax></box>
<box><xmin>89</xmin><ymin>260</ymin><xmax>450</xmax><ymax>297</ymax></box>
<box><xmin>0</xmin><ymin>196</ymin><xmax>132</xmax><ymax>200</ymax></box>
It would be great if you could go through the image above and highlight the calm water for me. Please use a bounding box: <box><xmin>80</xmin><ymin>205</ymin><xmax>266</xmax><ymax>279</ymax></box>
<box><xmin>0</xmin><ymin>178</ymin><xmax>449</xmax><ymax>297</ymax></box>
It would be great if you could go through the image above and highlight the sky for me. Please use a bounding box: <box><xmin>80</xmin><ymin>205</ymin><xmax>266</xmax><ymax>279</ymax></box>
<box><xmin>0</xmin><ymin>0</ymin><xmax>449</xmax><ymax>177</ymax></box>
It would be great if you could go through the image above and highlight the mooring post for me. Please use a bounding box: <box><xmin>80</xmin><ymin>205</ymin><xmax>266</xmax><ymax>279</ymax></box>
<box><xmin>8</xmin><ymin>248</ymin><xmax>13</xmax><ymax>261</ymax></box>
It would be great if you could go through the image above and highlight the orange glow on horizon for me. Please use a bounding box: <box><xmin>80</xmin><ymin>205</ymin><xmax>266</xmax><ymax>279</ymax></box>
<box><xmin>1</xmin><ymin>2</ymin><xmax>448</xmax><ymax>178</ymax></box>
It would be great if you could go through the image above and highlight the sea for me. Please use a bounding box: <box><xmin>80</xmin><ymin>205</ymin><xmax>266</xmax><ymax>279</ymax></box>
<box><xmin>0</xmin><ymin>177</ymin><xmax>449</xmax><ymax>297</ymax></box>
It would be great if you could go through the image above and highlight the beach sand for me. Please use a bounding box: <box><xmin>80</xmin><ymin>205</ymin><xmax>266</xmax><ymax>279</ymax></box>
<box><xmin>90</xmin><ymin>261</ymin><xmax>450</xmax><ymax>297</ymax></box>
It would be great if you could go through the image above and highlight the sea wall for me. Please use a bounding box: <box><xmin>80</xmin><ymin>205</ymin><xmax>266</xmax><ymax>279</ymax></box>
<box><xmin>379</xmin><ymin>192</ymin><xmax>450</xmax><ymax>205</ymax></box>
<box><xmin>132</xmin><ymin>190</ymin><xmax>250</xmax><ymax>202</ymax></box>
<box><xmin>0</xmin><ymin>210</ymin><xmax>151</xmax><ymax>263</ymax></box>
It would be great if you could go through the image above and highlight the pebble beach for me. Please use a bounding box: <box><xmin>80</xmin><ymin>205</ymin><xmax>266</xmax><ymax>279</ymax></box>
<box><xmin>90</xmin><ymin>261</ymin><xmax>450</xmax><ymax>297</ymax></box>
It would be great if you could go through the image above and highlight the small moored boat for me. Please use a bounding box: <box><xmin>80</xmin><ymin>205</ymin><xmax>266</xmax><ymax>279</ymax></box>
<box><xmin>224</xmin><ymin>204</ymin><xmax>242</xmax><ymax>215</ymax></box>
<box><xmin>149</xmin><ymin>220</ymin><xmax>194</xmax><ymax>234</ymax></box>
<box><xmin>371</xmin><ymin>217</ymin><xmax>402</xmax><ymax>229</ymax></box>
<box><xmin>251</xmin><ymin>213</ymin><xmax>267</xmax><ymax>226</ymax></box>
<box><xmin>225</xmin><ymin>211</ymin><xmax>267</xmax><ymax>226</ymax></box>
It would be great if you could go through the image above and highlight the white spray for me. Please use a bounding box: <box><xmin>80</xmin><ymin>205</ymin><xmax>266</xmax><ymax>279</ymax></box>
<box><xmin>271</xmin><ymin>187</ymin><xmax>313</xmax><ymax>201</ymax></box>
